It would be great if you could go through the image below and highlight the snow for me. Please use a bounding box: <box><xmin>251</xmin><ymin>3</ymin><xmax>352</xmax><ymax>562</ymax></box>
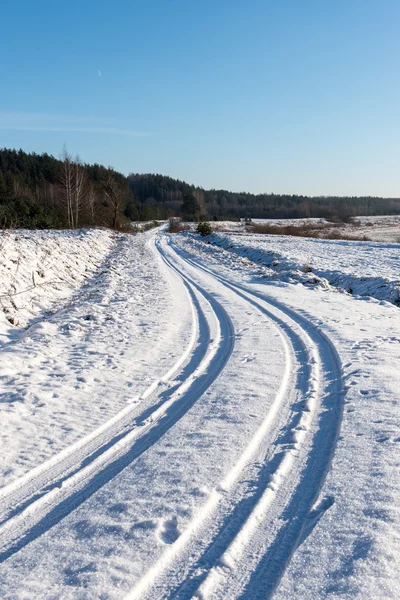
<box><xmin>0</xmin><ymin>225</ymin><xmax>399</xmax><ymax>599</ymax></box>
<box><xmin>177</xmin><ymin>230</ymin><xmax>400</xmax><ymax>304</ymax></box>
<box><xmin>170</xmin><ymin>231</ymin><xmax>400</xmax><ymax>599</ymax></box>
<box><xmin>265</xmin><ymin>284</ymin><xmax>400</xmax><ymax>600</ymax></box>
<box><xmin>252</xmin><ymin>214</ymin><xmax>400</xmax><ymax>238</ymax></box>
<box><xmin>0</xmin><ymin>229</ymin><xmax>115</xmax><ymax>343</ymax></box>
<box><xmin>186</xmin><ymin>215</ymin><xmax>400</xmax><ymax>243</ymax></box>
<box><xmin>0</xmin><ymin>230</ymin><xmax>192</xmax><ymax>487</ymax></box>
<box><xmin>353</xmin><ymin>215</ymin><xmax>400</xmax><ymax>242</ymax></box>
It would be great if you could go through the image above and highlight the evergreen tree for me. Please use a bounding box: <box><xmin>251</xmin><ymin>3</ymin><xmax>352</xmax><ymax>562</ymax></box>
<box><xmin>0</xmin><ymin>171</ymin><xmax>7</xmax><ymax>199</ymax></box>
<box><xmin>181</xmin><ymin>191</ymin><xmax>201</xmax><ymax>221</ymax></box>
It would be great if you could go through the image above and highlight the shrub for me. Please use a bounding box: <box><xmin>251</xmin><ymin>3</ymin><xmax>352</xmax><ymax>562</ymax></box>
<box><xmin>141</xmin><ymin>220</ymin><xmax>159</xmax><ymax>232</ymax></box>
<box><xmin>196</xmin><ymin>222</ymin><xmax>213</xmax><ymax>236</ymax></box>
<box><xmin>168</xmin><ymin>218</ymin><xmax>189</xmax><ymax>233</ymax></box>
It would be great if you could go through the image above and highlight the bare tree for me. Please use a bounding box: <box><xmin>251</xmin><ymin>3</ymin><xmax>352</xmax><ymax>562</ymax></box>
<box><xmin>87</xmin><ymin>182</ymin><xmax>97</xmax><ymax>226</ymax></box>
<box><xmin>60</xmin><ymin>146</ymin><xmax>74</xmax><ymax>227</ymax></box>
<box><xmin>59</xmin><ymin>147</ymin><xmax>86</xmax><ymax>228</ymax></box>
<box><xmin>73</xmin><ymin>155</ymin><xmax>86</xmax><ymax>228</ymax></box>
<box><xmin>102</xmin><ymin>168</ymin><xmax>122</xmax><ymax>229</ymax></box>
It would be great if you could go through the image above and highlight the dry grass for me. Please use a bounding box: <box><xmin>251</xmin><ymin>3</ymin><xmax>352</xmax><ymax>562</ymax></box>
<box><xmin>250</xmin><ymin>223</ymin><xmax>324</xmax><ymax>237</ymax></box>
<box><xmin>248</xmin><ymin>223</ymin><xmax>371</xmax><ymax>242</ymax></box>
<box><xmin>168</xmin><ymin>219</ymin><xmax>190</xmax><ymax>233</ymax></box>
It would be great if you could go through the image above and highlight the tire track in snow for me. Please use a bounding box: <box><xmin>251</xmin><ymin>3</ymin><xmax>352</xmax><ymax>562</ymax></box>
<box><xmin>194</xmin><ymin>281</ymin><xmax>343</xmax><ymax>600</ymax></box>
<box><xmin>172</xmin><ymin>241</ymin><xmax>344</xmax><ymax>599</ymax></box>
<box><xmin>126</xmin><ymin>236</ymin><xmax>343</xmax><ymax>600</ymax></box>
<box><xmin>0</xmin><ymin>235</ymin><xmax>198</xmax><ymax>524</ymax></box>
<box><xmin>0</xmin><ymin>236</ymin><xmax>235</xmax><ymax>564</ymax></box>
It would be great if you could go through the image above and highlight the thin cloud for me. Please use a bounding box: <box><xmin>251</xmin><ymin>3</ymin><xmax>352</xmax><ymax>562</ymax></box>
<box><xmin>0</xmin><ymin>126</ymin><xmax>149</xmax><ymax>136</ymax></box>
<box><xmin>0</xmin><ymin>111</ymin><xmax>150</xmax><ymax>136</ymax></box>
<box><xmin>97</xmin><ymin>69</ymin><xmax>102</xmax><ymax>77</ymax></box>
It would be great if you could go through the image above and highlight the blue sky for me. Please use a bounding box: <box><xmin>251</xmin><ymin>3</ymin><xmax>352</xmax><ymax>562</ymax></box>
<box><xmin>1</xmin><ymin>0</ymin><xmax>400</xmax><ymax>196</ymax></box>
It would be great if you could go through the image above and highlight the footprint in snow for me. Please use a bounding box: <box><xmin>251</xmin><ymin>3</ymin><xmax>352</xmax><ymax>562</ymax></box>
<box><xmin>158</xmin><ymin>516</ymin><xmax>180</xmax><ymax>544</ymax></box>
<box><xmin>63</xmin><ymin>561</ymin><xmax>97</xmax><ymax>587</ymax></box>
<box><xmin>241</xmin><ymin>355</ymin><xmax>256</xmax><ymax>363</ymax></box>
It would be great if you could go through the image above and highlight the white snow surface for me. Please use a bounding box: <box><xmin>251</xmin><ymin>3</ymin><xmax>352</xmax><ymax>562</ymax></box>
<box><xmin>0</xmin><ymin>227</ymin><xmax>399</xmax><ymax>599</ymax></box>
<box><xmin>0</xmin><ymin>229</ymin><xmax>115</xmax><ymax>343</ymax></box>
<box><xmin>188</xmin><ymin>215</ymin><xmax>400</xmax><ymax>242</ymax></box>
<box><xmin>172</xmin><ymin>232</ymin><xmax>400</xmax><ymax>599</ymax></box>
<box><xmin>183</xmin><ymin>230</ymin><xmax>400</xmax><ymax>305</ymax></box>
<box><xmin>0</xmin><ymin>229</ymin><xmax>192</xmax><ymax>486</ymax></box>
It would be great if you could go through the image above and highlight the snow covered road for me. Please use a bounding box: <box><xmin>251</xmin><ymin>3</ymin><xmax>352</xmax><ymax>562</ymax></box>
<box><xmin>0</xmin><ymin>228</ymin><xmax>399</xmax><ymax>599</ymax></box>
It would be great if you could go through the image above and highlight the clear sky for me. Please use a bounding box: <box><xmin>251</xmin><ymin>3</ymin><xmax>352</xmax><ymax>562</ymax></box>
<box><xmin>1</xmin><ymin>0</ymin><xmax>400</xmax><ymax>196</ymax></box>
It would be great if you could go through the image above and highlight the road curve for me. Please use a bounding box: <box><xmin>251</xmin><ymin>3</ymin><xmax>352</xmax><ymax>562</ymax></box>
<box><xmin>0</xmin><ymin>229</ymin><xmax>344</xmax><ymax>600</ymax></box>
<box><xmin>125</xmin><ymin>233</ymin><xmax>344</xmax><ymax>600</ymax></box>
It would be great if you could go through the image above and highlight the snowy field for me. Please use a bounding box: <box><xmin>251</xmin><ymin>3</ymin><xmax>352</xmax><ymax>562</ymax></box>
<box><xmin>187</xmin><ymin>230</ymin><xmax>400</xmax><ymax>305</ymax></box>
<box><xmin>0</xmin><ymin>225</ymin><xmax>399</xmax><ymax>599</ymax></box>
<box><xmin>204</xmin><ymin>214</ymin><xmax>400</xmax><ymax>242</ymax></box>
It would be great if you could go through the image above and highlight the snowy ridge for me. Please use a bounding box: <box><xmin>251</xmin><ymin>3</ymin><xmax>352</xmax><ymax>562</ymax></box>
<box><xmin>177</xmin><ymin>232</ymin><xmax>400</xmax><ymax>305</ymax></box>
<box><xmin>0</xmin><ymin>229</ymin><xmax>115</xmax><ymax>344</ymax></box>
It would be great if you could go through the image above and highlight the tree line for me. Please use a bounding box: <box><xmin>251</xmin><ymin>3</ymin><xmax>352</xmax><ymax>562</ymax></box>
<box><xmin>1</xmin><ymin>148</ymin><xmax>400</xmax><ymax>229</ymax></box>
<box><xmin>130</xmin><ymin>174</ymin><xmax>400</xmax><ymax>221</ymax></box>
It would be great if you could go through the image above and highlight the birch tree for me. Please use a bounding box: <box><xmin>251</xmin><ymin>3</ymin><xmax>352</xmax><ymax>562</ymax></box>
<box><xmin>60</xmin><ymin>146</ymin><xmax>74</xmax><ymax>227</ymax></box>
<box><xmin>59</xmin><ymin>147</ymin><xmax>86</xmax><ymax>228</ymax></box>
<box><xmin>73</xmin><ymin>155</ymin><xmax>86</xmax><ymax>228</ymax></box>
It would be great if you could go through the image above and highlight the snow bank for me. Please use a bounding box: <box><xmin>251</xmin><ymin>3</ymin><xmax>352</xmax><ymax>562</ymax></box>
<box><xmin>176</xmin><ymin>232</ymin><xmax>400</xmax><ymax>305</ymax></box>
<box><xmin>0</xmin><ymin>230</ymin><xmax>193</xmax><ymax>487</ymax></box>
<box><xmin>0</xmin><ymin>229</ymin><xmax>115</xmax><ymax>344</ymax></box>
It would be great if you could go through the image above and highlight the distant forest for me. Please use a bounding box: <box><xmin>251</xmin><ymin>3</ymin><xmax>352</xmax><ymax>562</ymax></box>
<box><xmin>1</xmin><ymin>148</ymin><xmax>400</xmax><ymax>229</ymax></box>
